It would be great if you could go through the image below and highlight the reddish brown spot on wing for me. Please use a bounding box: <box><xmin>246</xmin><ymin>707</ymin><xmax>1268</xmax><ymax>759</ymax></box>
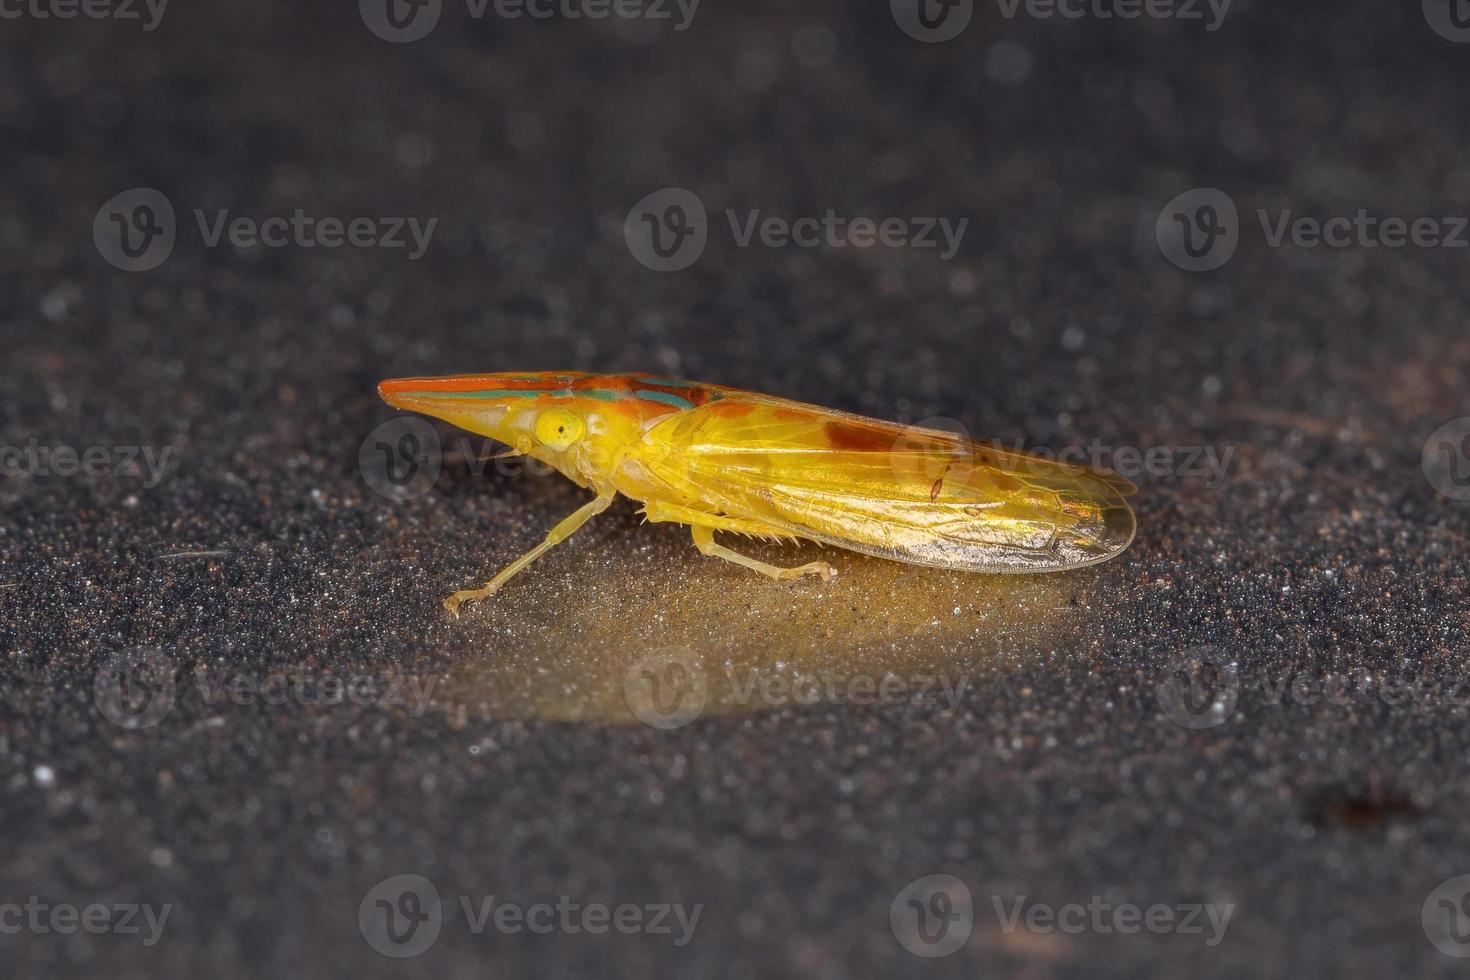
<box><xmin>711</xmin><ymin>400</ymin><xmax>756</xmax><ymax>418</ymax></box>
<box><xmin>822</xmin><ymin>421</ymin><xmax>896</xmax><ymax>452</ymax></box>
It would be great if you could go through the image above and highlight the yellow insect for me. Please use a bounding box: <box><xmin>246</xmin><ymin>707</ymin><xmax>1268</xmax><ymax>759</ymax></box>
<box><xmin>378</xmin><ymin>372</ymin><xmax>1136</xmax><ymax>615</ymax></box>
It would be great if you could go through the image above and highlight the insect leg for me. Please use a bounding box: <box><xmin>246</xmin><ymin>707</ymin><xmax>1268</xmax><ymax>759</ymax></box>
<box><xmin>688</xmin><ymin>524</ymin><xmax>837</xmax><ymax>583</ymax></box>
<box><xmin>643</xmin><ymin>501</ymin><xmax>796</xmax><ymax>542</ymax></box>
<box><xmin>443</xmin><ymin>492</ymin><xmax>616</xmax><ymax>616</ymax></box>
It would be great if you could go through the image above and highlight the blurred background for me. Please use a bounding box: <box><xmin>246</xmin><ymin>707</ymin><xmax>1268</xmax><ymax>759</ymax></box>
<box><xmin>3</xmin><ymin>0</ymin><xmax>1470</xmax><ymax>976</ymax></box>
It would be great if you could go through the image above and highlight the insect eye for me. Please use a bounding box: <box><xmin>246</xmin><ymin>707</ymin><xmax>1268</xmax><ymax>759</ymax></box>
<box><xmin>533</xmin><ymin>409</ymin><xmax>584</xmax><ymax>451</ymax></box>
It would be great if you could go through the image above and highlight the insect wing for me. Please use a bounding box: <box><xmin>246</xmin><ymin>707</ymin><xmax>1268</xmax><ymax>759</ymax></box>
<box><xmin>639</xmin><ymin>392</ymin><xmax>1136</xmax><ymax>572</ymax></box>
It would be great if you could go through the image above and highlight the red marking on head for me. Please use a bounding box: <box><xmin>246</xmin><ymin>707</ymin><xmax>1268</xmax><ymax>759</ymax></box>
<box><xmin>378</xmin><ymin>373</ymin><xmax>588</xmax><ymax>398</ymax></box>
<box><xmin>570</xmin><ymin>375</ymin><xmax>632</xmax><ymax>395</ymax></box>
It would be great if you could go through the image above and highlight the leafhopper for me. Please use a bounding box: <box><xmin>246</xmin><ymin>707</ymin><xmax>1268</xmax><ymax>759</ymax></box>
<box><xmin>378</xmin><ymin>373</ymin><xmax>1136</xmax><ymax>615</ymax></box>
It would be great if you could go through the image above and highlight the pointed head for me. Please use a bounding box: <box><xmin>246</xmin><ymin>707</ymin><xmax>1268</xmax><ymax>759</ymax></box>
<box><xmin>377</xmin><ymin>372</ymin><xmax>632</xmax><ymax>485</ymax></box>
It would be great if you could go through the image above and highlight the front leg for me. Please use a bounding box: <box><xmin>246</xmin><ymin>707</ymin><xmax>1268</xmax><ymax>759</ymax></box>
<box><xmin>444</xmin><ymin>492</ymin><xmax>616</xmax><ymax>616</ymax></box>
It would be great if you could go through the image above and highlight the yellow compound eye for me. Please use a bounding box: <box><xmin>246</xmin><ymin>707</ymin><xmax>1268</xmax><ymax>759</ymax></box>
<box><xmin>533</xmin><ymin>408</ymin><xmax>584</xmax><ymax>451</ymax></box>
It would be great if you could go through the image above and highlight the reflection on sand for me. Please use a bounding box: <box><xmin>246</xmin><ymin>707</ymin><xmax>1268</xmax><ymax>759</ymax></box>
<box><xmin>428</xmin><ymin>540</ymin><xmax>1105</xmax><ymax>725</ymax></box>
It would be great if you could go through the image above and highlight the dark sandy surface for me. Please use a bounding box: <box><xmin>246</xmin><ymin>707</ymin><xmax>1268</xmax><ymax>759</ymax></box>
<box><xmin>3</xmin><ymin>0</ymin><xmax>1470</xmax><ymax>976</ymax></box>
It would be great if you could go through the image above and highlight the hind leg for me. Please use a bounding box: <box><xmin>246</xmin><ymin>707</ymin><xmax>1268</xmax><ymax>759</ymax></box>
<box><xmin>642</xmin><ymin>501</ymin><xmax>836</xmax><ymax>582</ymax></box>
<box><xmin>690</xmin><ymin>525</ymin><xmax>837</xmax><ymax>582</ymax></box>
